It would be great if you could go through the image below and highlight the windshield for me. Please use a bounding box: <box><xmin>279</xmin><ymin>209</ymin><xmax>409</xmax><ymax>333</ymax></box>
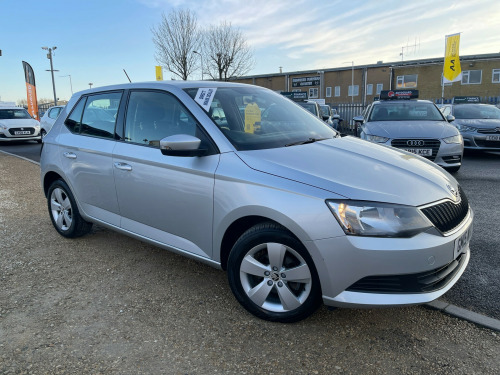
<box><xmin>185</xmin><ymin>86</ymin><xmax>336</xmax><ymax>151</ymax></box>
<box><xmin>297</xmin><ymin>102</ymin><xmax>318</xmax><ymax>116</ymax></box>
<box><xmin>368</xmin><ymin>102</ymin><xmax>444</xmax><ymax>122</ymax></box>
<box><xmin>319</xmin><ymin>105</ymin><xmax>330</xmax><ymax>117</ymax></box>
<box><xmin>0</xmin><ymin>108</ymin><xmax>32</xmax><ymax>120</ymax></box>
<box><xmin>453</xmin><ymin>104</ymin><xmax>500</xmax><ymax>119</ymax></box>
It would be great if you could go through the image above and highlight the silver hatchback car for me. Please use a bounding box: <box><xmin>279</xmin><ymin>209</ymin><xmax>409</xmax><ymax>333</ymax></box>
<box><xmin>41</xmin><ymin>82</ymin><xmax>473</xmax><ymax>322</ymax></box>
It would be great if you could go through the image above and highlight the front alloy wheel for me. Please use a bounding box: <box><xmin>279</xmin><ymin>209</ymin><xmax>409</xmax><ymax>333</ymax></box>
<box><xmin>228</xmin><ymin>223</ymin><xmax>321</xmax><ymax>322</ymax></box>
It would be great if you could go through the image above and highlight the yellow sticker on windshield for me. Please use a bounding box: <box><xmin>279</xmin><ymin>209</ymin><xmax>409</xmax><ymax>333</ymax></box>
<box><xmin>244</xmin><ymin>102</ymin><xmax>261</xmax><ymax>133</ymax></box>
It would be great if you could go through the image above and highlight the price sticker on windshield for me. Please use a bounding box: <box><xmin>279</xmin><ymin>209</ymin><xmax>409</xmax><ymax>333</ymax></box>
<box><xmin>194</xmin><ymin>88</ymin><xmax>217</xmax><ymax>112</ymax></box>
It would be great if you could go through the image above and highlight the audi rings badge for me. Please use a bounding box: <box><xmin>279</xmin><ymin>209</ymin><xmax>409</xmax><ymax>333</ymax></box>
<box><xmin>407</xmin><ymin>140</ymin><xmax>425</xmax><ymax>147</ymax></box>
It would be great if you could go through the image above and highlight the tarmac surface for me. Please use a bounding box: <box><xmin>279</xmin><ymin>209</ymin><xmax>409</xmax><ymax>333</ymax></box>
<box><xmin>1</xmin><ymin>151</ymin><xmax>499</xmax><ymax>373</ymax></box>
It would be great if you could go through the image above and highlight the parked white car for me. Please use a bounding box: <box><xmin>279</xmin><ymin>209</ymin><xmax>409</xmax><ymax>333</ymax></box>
<box><xmin>0</xmin><ymin>105</ymin><xmax>41</xmax><ymax>142</ymax></box>
<box><xmin>40</xmin><ymin>105</ymin><xmax>65</xmax><ymax>138</ymax></box>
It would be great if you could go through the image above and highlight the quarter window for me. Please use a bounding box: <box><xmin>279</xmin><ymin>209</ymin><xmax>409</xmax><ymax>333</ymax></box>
<box><xmin>396</xmin><ymin>75</ymin><xmax>418</xmax><ymax>88</ymax></box>
<box><xmin>65</xmin><ymin>98</ymin><xmax>86</xmax><ymax>134</ymax></box>
<box><xmin>48</xmin><ymin>107</ymin><xmax>62</xmax><ymax>119</ymax></box>
<box><xmin>462</xmin><ymin>70</ymin><xmax>482</xmax><ymax>85</ymax></box>
<box><xmin>124</xmin><ymin>91</ymin><xmax>199</xmax><ymax>148</ymax></box>
<box><xmin>492</xmin><ymin>69</ymin><xmax>500</xmax><ymax>83</ymax></box>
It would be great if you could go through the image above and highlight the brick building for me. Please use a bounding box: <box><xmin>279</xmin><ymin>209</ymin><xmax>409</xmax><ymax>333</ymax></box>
<box><xmin>232</xmin><ymin>53</ymin><xmax>500</xmax><ymax>106</ymax></box>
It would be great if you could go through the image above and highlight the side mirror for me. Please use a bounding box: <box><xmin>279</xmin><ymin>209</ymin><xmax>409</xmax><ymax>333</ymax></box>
<box><xmin>446</xmin><ymin>115</ymin><xmax>455</xmax><ymax>122</ymax></box>
<box><xmin>353</xmin><ymin>115</ymin><xmax>364</xmax><ymax>123</ymax></box>
<box><xmin>160</xmin><ymin>134</ymin><xmax>207</xmax><ymax>157</ymax></box>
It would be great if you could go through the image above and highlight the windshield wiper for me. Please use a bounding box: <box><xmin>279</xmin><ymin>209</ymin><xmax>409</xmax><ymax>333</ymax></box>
<box><xmin>285</xmin><ymin>137</ymin><xmax>329</xmax><ymax>147</ymax></box>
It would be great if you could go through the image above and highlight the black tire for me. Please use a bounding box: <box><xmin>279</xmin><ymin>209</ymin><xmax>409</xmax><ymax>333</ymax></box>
<box><xmin>444</xmin><ymin>166</ymin><xmax>461</xmax><ymax>173</ymax></box>
<box><xmin>47</xmin><ymin>179</ymin><xmax>92</xmax><ymax>238</ymax></box>
<box><xmin>227</xmin><ymin>222</ymin><xmax>321</xmax><ymax>323</ymax></box>
<box><xmin>40</xmin><ymin>129</ymin><xmax>47</xmax><ymax>138</ymax></box>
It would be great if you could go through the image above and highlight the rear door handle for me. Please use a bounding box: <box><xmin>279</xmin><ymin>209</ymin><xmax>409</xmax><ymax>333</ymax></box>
<box><xmin>63</xmin><ymin>152</ymin><xmax>77</xmax><ymax>159</ymax></box>
<box><xmin>114</xmin><ymin>162</ymin><xmax>132</xmax><ymax>171</ymax></box>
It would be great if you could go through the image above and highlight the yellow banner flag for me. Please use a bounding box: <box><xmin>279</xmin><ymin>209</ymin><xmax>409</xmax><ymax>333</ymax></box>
<box><xmin>155</xmin><ymin>66</ymin><xmax>163</xmax><ymax>81</ymax></box>
<box><xmin>443</xmin><ymin>33</ymin><xmax>462</xmax><ymax>83</ymax></box>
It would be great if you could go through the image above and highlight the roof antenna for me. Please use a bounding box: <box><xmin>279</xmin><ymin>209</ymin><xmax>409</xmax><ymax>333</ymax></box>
<box><xmin>123</xmin><ymin>69</ymin><xmax>132</xmax><ymax>83</ymax></box>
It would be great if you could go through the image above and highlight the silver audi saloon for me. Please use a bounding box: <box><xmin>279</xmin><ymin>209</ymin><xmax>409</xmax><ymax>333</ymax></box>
<box><xmin>354</xmin><ymin>90</ymin><xmax>464</xmax><ymax>173</ymax></box>
<box><xmin>40</xmin><ymin>82</ymin><xmax>473</xmax><ymax>322</ymax></box>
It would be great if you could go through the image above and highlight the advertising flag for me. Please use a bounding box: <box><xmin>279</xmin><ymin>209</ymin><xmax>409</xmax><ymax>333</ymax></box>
<box><xmin>155</xmin><ymin>66</ymin><xmax>163</xmax><ymax>81</ymax></box>
<box><xmin>22</xmin><ymin>61</ymin><xmax>39</xmax><ymax>120</ymax></box>
<box><xmin>443</xmin><ymin>33</ymin><xmax>462</xmax><ymax>83</ymax></box>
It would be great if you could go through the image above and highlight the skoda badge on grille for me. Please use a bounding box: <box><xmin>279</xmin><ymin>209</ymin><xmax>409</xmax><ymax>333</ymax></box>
<box><xmin>447</xmin><ymin>184</ymin><xmax>459</xmax><ymax>199</ymax></box>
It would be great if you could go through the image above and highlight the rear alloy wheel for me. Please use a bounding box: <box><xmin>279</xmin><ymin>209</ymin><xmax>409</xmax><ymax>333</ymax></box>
<box><xmin>47</xmin><ymin>180</ymin><xmax>92</xmax><ymax>238</ymax></box>
<box><xmin>228</xmin><ymin>223</ymin><xmax>321</xmax><ymax>323</ymax></box>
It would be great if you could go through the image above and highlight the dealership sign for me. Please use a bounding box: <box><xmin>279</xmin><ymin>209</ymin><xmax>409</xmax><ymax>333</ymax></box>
<box><xmin>292</xmin><ymin>76</ymin><xmax>320</xmax><ymax>87</ymax></box>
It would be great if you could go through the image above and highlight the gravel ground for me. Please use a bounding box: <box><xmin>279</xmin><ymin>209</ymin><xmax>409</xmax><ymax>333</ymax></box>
<box><xmin>1</xmin><ymin>153</ymin><xmax>499</xmax><ymax>374</ymax></box>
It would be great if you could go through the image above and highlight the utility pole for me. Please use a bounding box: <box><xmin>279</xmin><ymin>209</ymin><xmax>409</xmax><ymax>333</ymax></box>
<box><xmin>42</xmin><ymin>46</ymin><xmax>58</xmax><ymax>105</ymax></box>
<box><xmin>192</xmin><ymin>50</ymin><xmax>203</xmax><ymax>80</ymax></box>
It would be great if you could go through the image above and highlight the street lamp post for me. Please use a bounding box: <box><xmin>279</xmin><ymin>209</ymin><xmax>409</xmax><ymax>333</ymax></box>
<box><xmin>60</xmin><ymin>74</ymin><xmax>73</xmax><ymax>95</ymax></box>
<box><xmin>193</xmin><ymin>50</ymin><xmax>203</xmax><ymax>80</ymax></box>
<box><xmin>42</xmin><ymin>46</ymin><xmax>58</xmax><ymax>105</ymax></box>
<box><xmin>89</xmin><ymin>83</ymin><xmax>93</xmax><ymax>89</ymax></box>
<box><xmin>344</xmin><ymin>61</ymin><xmax>354</xmax><ymax>103</ymax></box>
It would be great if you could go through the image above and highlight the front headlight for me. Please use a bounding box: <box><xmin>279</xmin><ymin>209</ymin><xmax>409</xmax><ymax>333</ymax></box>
<box><xmin>365</xmin><ymin>134</ymin><xmax>389</xmax><ymax>143</ymax></box>
<box><xmin>327</xmin><ymin>200</ymin><xmax>432</xmax><ymax>237</ymax></box>
<box><xmin>443</xmin><ymin>134</ymin><xmax>463</xmax><ymax>144</ymax></box>
<box><xmin>455</xmin><ymin>124</ymin><xmax>477</xmax><ymax>132</ymax></box>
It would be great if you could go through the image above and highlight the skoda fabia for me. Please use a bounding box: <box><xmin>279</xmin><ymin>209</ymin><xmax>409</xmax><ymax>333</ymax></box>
<box><xmin>40</xmin><ymin>82</ymin><xmax>473</xmax><ymax>322</ymax></box>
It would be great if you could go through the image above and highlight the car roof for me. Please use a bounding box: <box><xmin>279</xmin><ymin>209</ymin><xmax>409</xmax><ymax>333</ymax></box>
<box><xmin>374</xmin><ymin>99</ymin><xmax>433</xmax><ymax>105</ymax></box>
<box><xmin>74</xmin><ymin>80</ymin><xmax>253</xmax><ymax>96</ymax></box>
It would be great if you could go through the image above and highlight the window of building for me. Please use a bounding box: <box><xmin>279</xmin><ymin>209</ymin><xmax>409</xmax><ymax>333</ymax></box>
<box><xmin>348</xmin><ymin>85</ymin><xmax>359</xmax><ymax>97</ymax></box>
<box><xmin>376</xmin><ymin>83</ymin><xmax>383</xmax><ymax>94</ymax></box>
<box><xmin>309</xmin><ymin>88</ymin><xmax>318</xmax><ymax>99</ymax></box>
<box><xmin>366</xmin><ymin>84</ymin><xmax>373</xmax><ymax>95</ymax></box>
<box><xmin>292</xmin><ymin>89</ymin><xmax>302</xmax><ymax>92</ymax></box>
<box><xmin>326</xmin><ymin>86</ymin><xmax>332</xmax><ymax>97</ymax></box>
<box><xmin>492</xmin><ymin>69</ymin><xmax>500</xmax><ymax>83</ymax></box>
<box><xmin>462</xmin><ymin>70</ymin><xmax>482</xmax><ymax>85</ymax></box>
<box><xmin>396</xmin><ymin>74</ymin><xmax>418</xmax><ymax>88</ymax></box>
<box><xmin>334</xmin><ymin>86</ymin><xmax>340</xmax><ymax>97</ymax></box>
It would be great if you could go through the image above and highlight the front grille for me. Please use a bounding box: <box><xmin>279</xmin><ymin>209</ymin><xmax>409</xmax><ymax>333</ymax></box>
<box><xmin>347</xmin><ymin>253</ymin><xmax>465</xmax><ymax>294</ymax></box>
<box><xmin>391</xmin><ymin>139</ymin><xmax>441</xmax><ymax>161</ymax></box>
<box><xmin>474</xmin><ymin>139</ymin><xmax>500</xmax><ymax>148</ymax></box>
<box><xmin>477</xmin><ymin>128</ymin><xmax>500</xmax><ymax>134</ymax></box>
<box><xmin>420</xmin><ymin>185</ymin><xmax>469</xmax><ymax>233</ymax></box>
<box><xmin>8</xmin><ymin>127</ymin><xmax>35</xmax><ymax>135</ymax></box>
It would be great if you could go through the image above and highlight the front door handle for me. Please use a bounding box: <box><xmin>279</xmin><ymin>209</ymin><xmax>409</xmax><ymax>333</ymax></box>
<box><xmin>63</xmin><ymin>152</ymin><xmax>77</xmax><ymax>159</ymax></box>
<box><xmin>114</xmin><ymin>162</ymin><xmax>132</xmax><ymax>171</ymax></box>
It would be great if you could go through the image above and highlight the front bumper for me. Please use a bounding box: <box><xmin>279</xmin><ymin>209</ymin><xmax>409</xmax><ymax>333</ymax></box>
<box><xmin>0</xmin><ymin>130</ymin><xmax>41</xmax><ymax>142</ymax></box>
<box><xmin>310</xmin><ymin>209</ymin><xmax>473</xmax><ymax>308</ymax></box>
<box><xmin>462</xmin><ymin>133</ymin><xmax>500</xmax><ymax>151</ymax></box>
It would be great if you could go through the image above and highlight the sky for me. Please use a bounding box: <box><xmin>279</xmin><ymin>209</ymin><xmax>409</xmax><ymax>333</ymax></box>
<box><xmin>1</xmin><ymin>0</ymin><xmax>500</xmax><ymax>103</ymax></box>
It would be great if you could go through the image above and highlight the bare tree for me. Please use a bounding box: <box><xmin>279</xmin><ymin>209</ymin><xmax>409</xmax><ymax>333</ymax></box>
<box><xmin>152</xmin><ymin>9</ymin><xmax>201</xmax><ymax>80</ymax></box>
<box><xmin>203</xmin><ymin>21</ymin><xmax>254</xmax><ymax>81</ymax></box>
